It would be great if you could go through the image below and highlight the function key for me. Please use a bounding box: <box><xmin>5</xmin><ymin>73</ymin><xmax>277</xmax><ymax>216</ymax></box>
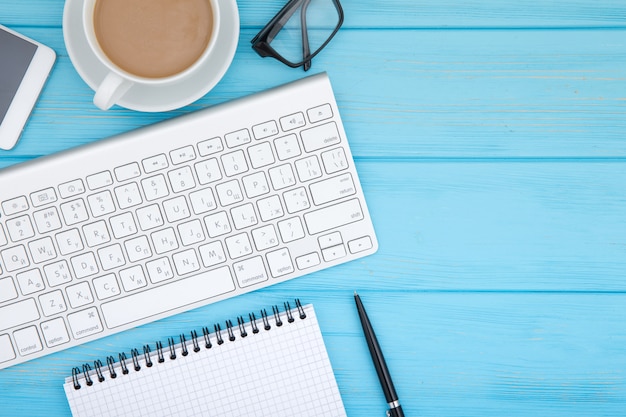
<box><xmin>279</xmin><ymin>112</ymin><xmax>306</xmax><ymax>132</ymax></box>
<box><xmin>170</xmin><ymin>145</ymin><xmax>197</xmax><ymax>165</ymax></box>
<box><xmin>224</xmin><ymin>129</ymin><xmax>251</xmax><ymax>148</ymax></box>
<box><xmin>86</xmin><ymin>171</ymin><xmax>113</xmax><ymax>190</ymax></box>
<box><xmin>114</xmin><ymin>162</ymin><xmax>141</xmax><ymax>182</ymax></box>
<box><xmin>0</xmin><ymin>334</ymin><xmax>16</xmax><ymax>364</ymax></box>
<box><xmin>30</xmin><ymin>188</ymin><xmax>58</xmax><ymax>208</ymax></box>
<box><xmin>2</xmin><ymin>196</ymin><xmax>29</xmax><ymax>216</ymax></box>
<box><xmin>58</xmin><ymin>179</ymin><xmax>86</xmax><ymax>198</ymax></box>
<box><xmin>197</xmin><ymin>137</ymin><xmax>223</xmax><ymax>156</ymax></box>
<box><xmin>252</xmin><ymin>120</ymin><xmax>279</xmax><ymax>140</ymax></box>
<box><xmin>307</xmin><ymin>103</ymin><xmax>333</xmax><ymax>124</ymax></box>
<box><xmin>142</xmin><ymin>154</ymin><xmax>169</xmax><ymax>173</ymax></box>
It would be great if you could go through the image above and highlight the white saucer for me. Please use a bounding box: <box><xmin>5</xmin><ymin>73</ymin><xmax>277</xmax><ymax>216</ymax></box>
<box><xmin>63</xmin><ymin>0</ymin><xmax>239</xmax><ymax>112</ymax></box>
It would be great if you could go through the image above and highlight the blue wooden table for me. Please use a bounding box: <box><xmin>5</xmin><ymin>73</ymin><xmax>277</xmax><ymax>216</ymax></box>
<box><xmin>1</xmin><ymin>1</ymin><xmax>625</xmax><ymax>416</ymax></box>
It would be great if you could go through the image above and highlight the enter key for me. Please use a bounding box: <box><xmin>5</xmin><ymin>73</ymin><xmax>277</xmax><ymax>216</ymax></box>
<box><xmin>309</xmin><ymin>173</ymin><xmax>356</xmax><ymax>206</ymax></box>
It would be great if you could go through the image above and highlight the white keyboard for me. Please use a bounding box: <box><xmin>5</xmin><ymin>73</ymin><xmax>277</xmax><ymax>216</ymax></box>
<box><xmin>0</xmin><ymin>73</ymin><xmax>377</xmax><ymax>369</ymax></box>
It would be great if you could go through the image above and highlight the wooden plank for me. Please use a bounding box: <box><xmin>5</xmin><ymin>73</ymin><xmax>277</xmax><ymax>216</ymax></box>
<box><xmin>1</xmin><ymin>0</ymin><xmax>626</xmax><ymax>29</ymax></box>
<box><xmin>0</xmin><ymin>291</ymin><xmax>623</xmax><ymax>416</ymax></box>
<box><xmin>1</xmin><ymin>28</ymin><xmax>624</xmax><ymax>161</ymax></box>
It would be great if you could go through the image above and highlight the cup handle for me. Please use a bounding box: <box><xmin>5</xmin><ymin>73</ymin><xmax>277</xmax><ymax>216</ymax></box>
<box><xmin>94</xmin><ymin>72</ymin><xmax>133</xmax><ymax>110</ymax></box>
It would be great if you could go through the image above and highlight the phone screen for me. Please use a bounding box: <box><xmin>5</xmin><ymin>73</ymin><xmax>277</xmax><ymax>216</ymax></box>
<box><xmin>0</xmin><ymin>28</ymin><xmax>38</xmax><ymax>125</ymax></box>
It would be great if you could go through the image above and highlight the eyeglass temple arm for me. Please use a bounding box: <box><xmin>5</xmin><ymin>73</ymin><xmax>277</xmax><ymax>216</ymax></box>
<box><xmin>252</xmin><ymin>0</ymin><xmax>304</xmax><ymax>47</ymax></box>
<box><xmin>300</xmin><ymin>0</ymin><xmax>312</xmax><ymax>71</ymax></box>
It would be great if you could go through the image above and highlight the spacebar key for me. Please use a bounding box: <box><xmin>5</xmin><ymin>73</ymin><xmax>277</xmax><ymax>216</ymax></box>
<box><xmin>101</xmin><ymin>266</ymin><xmax>235</xmax><ymax>328</ymax></box>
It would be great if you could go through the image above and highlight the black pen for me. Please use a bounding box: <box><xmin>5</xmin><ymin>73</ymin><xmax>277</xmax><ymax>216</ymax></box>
<box><xmin>354</xmin><ymin>292</ymin><xmax>405</xmax><ymax>417</ymax></box>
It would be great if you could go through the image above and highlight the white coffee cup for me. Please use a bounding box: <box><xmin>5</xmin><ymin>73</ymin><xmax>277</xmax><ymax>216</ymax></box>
<box><xmin>82</xmin><ymin>0</ymin><xmax>221</xmax><ymax>111</ymax></box>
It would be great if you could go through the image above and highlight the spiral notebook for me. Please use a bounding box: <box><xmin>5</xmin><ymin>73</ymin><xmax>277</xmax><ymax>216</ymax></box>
<box><xmin>63</xmin><ymin>302</ymin><xmax>347</xmax><ymax>417</ymax></box>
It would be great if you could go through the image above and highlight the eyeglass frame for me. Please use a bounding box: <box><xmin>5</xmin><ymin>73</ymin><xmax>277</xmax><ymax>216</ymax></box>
<box><xmin>251</xmin><ymin>0</ymin><xmax>344</xmax><ymax>71</ymax></box>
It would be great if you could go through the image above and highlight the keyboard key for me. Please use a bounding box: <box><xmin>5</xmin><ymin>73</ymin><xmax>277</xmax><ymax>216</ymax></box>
<box><xmin>231</xmin><ymin>203</ymin><xmax>258</xmax><ymax>230</ymax></box>
<box><xmin>0</xmin><ymin>277</ymin><xmax>18</xmax><ymax>303</ymax></box>
<box><xmin>43</xmin><ymin>261</ymin><xmax>72</xmax><ymax>287</ymax></box>
<box><xmin>91</xmin><ymin>248</ymin><xmax>117</xmax><ymax>272</ymax></box>
<box><xmin>151</xmin><ymin>228</ymin><xmax>179</xmax><ymax>254</ymax></box>
<box><xmin>58</xmin><ymin>179</ymin><xmax>86</xmax><ymax>198</ymax></box>
<box><xmin>301</xmin><ymin>122</ymin><xmax>341</xmax><ymax>152</ymax></box>
<box><xmin>251</xmin><ymin>224</ymin><xmax>279</xmax><ymax>251</ymax></box>
<box><xmin>142</xmin><ymin>154</ymin><xmax>168</xmax><ymax>173</ymax></box>
<box><xmin>30</xmin><ymin>188</ymin><xmax>57</xmax><ymax>208</ymax></box>
<box><xmin>303</xmin><ymin>198</ymin><xmax>364</xmax><ymax>235</ymax></box>
<box><xmin>242</xmin><ymin>172</ymin><xmax>270</xmax><ymax>198</ymax></box>
<box><xmin>321</xmin><ymin>147</ymin><xmax>349</xmax><ymax>174</ymax></box>
<box><xmin>256</xmin><ymin>195</ymin><xmax>284</xmax><ymax>222</ymax></box>
<box><xmin>67</xmin><ymin>307</ymin><xmax>104</xmax><ymax>339</ymax></box>
<box><xmin>318</xmin><ymin>232</ymin><xmax>343</xmax><ymax>249</ymax></box>
<box><xmin>277</xmin><ymin>217</ymin><xmax>305</xmax><ymax>243</ymax></box>
<box><xmin>195</xmin><ymin>158</ymin><xmax>223</xmax><ymax>185</ymax></box>
<box><xmin>119</xmin><ymin>265</ymin><xmax>148</xmax><ymax>291</ymax></box>
<box><xmin>172</xmin><ymin>249</ymin><xmax>201</xmax><ymax>275</ymax></box>
<box><xmin>2</xmin><ymin>196</ymin><xmax>28</xmax><ymax>216</ymax></box>
<box><xmin>0</xmin><ymin>299</ymin><xmax>40</xmax><ymax>332</ymax></box>
<box><xmin>274</xmin><ymin>134</ymin><xmax>301</xmax><ymax>161</ymax></box>
<box><xmin>56</xmin><ymin>229</ymin><xmax>84</xmax><ymax>255</ymax></box>
<box><xmin>225</xmin><ymin>233</ymin><xmax>253</xmax><ymax>259</ymax></box>
<box><xmin>114</xmin><ymin>162</ymin><xmax>141</xmax><ymax>182</ymax></box>
<box><xmin>87</xmin><ymin>191</ymin><xmax>116</xmax><ymax>217</ymax></box>
<box><xmin>252</xmin><ymin>120</ymin><xmax>278</xmax><ymax>139</ymax></box>
<box><xmin>114</xmin><ymin>182</ymin><xmax>143</xmax><ymax>209</ymax></box>
<box><xmin>70</xmin><ymin>252</ymin><xmax>99</xmax><ymax>279</ymax></box>
<box><xmin>266</xmin><ymin>248</ymin><xmax>294</xmax><ymax>277</ymax></box>
<box><xmin>178</xmin><ymin>219</ymin><xmax>205</xmax><ymax>246</ymax></box>
<box><xmin>221</xmin><ymin>150</ymin><xmax>249</xmax><ymax>177</ymax></box>
<box><xmin>0</xmin><ymin>334</ymin><xmax>16</xmax><ymax>364</ymax></box>
<box><xmin>188</xmin><ymin>188</ymin><xmax>217</xmax><ymax>215</ymax></box>
<box><xmin>216</xmin><ymin>180</ymin><xmax>244</xmax><ymax>206</ymax></box>
<box><xmin>163</xmin><ymin>196</ymin><xmax>191</xmax><ymax>222</ymax></box>
<box><xmin>295</xmin><ymin>155</ymin><xmax>322</xmax><ymax>182</ymax></box>
<box><xmin>224</xmin><ymin>128</ymin><xmax>251</xmax><ymax>148</ymax></box>
<box><xmin>307</xmin><ymin>103</ymin><xmax>333</xmax><ymax>123</ymax></box>
<box><xmin>14</xmin><ymin>326</ymin><xmax>43</xmax><ymax>356</ymax></box>
<box><xmin>268</xmin><ymin>164</ymin><xmax>296</xmax><ymax>190</ymax></box>
<box><xmin>1</xmin><ymin>245</ymin><xmax>30</xmax><ymax>272</ymax></box>
<box><xmin>66</xmin><ymin>282</ymin><xmax>94</xmax><ymax>309</ymax></box>
<box><xmin>125</xmin><ymin>235</ymin><xmax>152</xmax><ymax>262</ymax></box>
<box><xmin>60</xmin><ymin>199</ymin><xmax>89</xmax><ymax>225</ymax></box>
<box><xmin>141</xmin><ymin>174</ymin><xmax>170</xmax><ymax>201</ymax></box>
<box><xmin>86</xmin><ymin>171</ymin><xmax>113</xmax><ymax>190</ymax></box>
<box><xmin>279</xmin><ymin>112</ymin><xmax>306</xmax><ymax>131</ymax></box>
<box><xmin>16</xmin><ymin>269</ymin><xmax>45</xmax><ymax>295</ymax></box>
<box><xmin>109</xmin><ymin>212</ymin><xmax>137</xmax><ymax>238</ymax></box>
<box><xmin>93</xmin><ymin>274</ymin><xmax>121</xmax><ymax>300</ymax></box>
<box><xmin>170</xmin><ymin>145</ymin><xmax>196</xmax><ymax>165</ymax></box>
<box><xmin>197</xmin><ymin>137</ymin><xmax>223</xmax><ymax>156</ymax></box>
<box><xmin>295</xmin><ymin>252</ymin><xmax>321</xmax><ymax>270</ymax></box>
<box><xmin>168</xmin><ymin>166</ymin><xmax>196</xmax><ymax>193</ymax></box>
<box><xmin>136</xmin><ymin>204</ymin><xmax>165</xmax><ymax>230</ymax></box>
<box><xmin>145</xmin><ymin>258</ymin><xmax>174</xmax><ymax>284</ymax></box>
<box><xmin>101</xmin><ymin>266</ymin><xmax>235</xmax><ymax>328</ymax></box>
<box><xmin>233</xmin><ymin>256</ymin><xmax>268</xmax><ymax>288</ymax></box>
<box><xmin>309</xmin><ymin>172</ymin><xmax>356</xmax><ymax>206</ymax></box>
<box><xmin>33</xmin><ymin>207</ymin><xmax>62</xmax><ymax>234</ymax></box>
<box><xmin>322</xmin><ymin>244</ymin><xmax>347</xmax><ymax>262</ymax></box>
<box><xmin>39</xmin><ymin>290</ymin><xmax>68</xmax><ymax>316</ymax></box>
<box><xmin>248</xmin><ymin>142</ymin><xmax>275</xmax><ymax>169</ymax></box>
<box><xmin>6</xmin><ymin>215</ymin><xmax>35</xmax><ymax>242</ymax></box>
<box><xmin>0</xmin><ymin>224</ymin><xmax>7</xmax><ymax>247</ymax></box>
<box><xmin>41</xmin><ymin>317</ymin><xmax>70</xmax><ymax>348</ymax></box>
<box><xmin>348</xmin><ymin>236</ymin><xmax>373</xmax><ymax>254</ymax></box>
<box><xmin>28</xmin><ymin>237</ymin><xmax>57</xmax><ymax>264</ymax></box>
<box><xmin>83</xmin><ymin>220</ymin><xmax>111</xmax><ymax>247</ymax></box>
<box><xmin>283</xmin><ymin>187</ymin><xmax>310</xmax><ymax>213</ymax></box>
<box><xmin>198</xmin><ymin>241</ymin><xmax>227</xmax><ymax>267</ymax></box>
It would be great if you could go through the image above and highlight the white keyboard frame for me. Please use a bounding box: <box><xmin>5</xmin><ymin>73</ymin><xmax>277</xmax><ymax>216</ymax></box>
<box><xmin>0</xmin><ymin>73</ymin><xmax>378</xmax><ymax>369</ymax></box>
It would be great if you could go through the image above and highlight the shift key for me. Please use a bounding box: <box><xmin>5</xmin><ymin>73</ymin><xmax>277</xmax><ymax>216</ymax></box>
<box><xmin>304</xmin><ymin>198</ymin><xmax>364</xmax><ymax>235</ymax></box>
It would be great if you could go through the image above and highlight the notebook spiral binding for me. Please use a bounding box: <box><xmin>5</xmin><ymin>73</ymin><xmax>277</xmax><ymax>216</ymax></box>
<box><xmin>71</xmin><ymin>299</ymin><xmax>307</xmax><ymax>390</ymax></box>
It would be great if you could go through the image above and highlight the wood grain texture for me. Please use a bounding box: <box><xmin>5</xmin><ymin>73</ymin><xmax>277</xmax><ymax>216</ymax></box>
<box><xmin>1</xmin><ymin>0</ymin><xmax>625</xmax><ymax>416</ymax></box>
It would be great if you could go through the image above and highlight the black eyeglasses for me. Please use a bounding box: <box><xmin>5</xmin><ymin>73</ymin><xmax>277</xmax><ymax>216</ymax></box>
<box><xmin>251</xmin><ymin>0</ymin><xmax>344</xmax><ymax>71</ymax></box>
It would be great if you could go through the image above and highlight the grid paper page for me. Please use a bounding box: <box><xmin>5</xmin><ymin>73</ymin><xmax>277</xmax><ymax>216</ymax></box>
<box><xmin>63</xmin><ymin>304</ymin><xmax>347</xmax><ymax>417</ymax></box>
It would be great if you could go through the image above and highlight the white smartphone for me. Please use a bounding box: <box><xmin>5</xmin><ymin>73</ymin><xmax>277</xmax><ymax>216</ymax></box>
<box><xmin>0</xmin><ymin>24</ymin><xmax>55</xmax><ymax>150</ymax></box>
